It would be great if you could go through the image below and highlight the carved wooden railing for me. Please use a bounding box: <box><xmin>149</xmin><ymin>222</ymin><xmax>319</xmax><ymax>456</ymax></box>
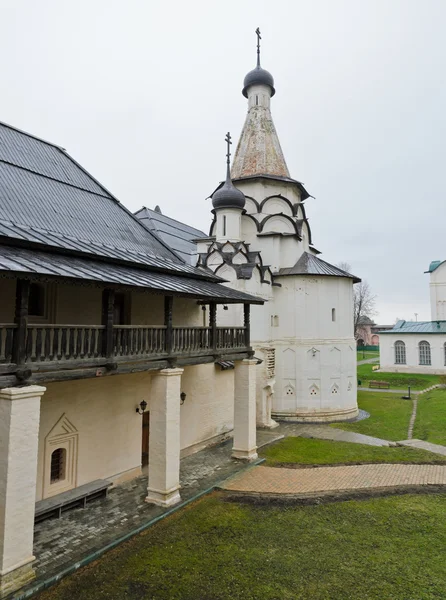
<box><xmin>0</xmin><ymin>324</ymin><xmax>16</xmax><ymax>363</ymax></box>
<box><xmin>0</xmin><ymin>324</ymin><xmax>250</xmax><ymax>364</ymax></box>
<box><xmin>216</xmin><ymin>327</ymin><xmax>246</xmax><ymax>349</ymax></box>
<box><xmin>25</xmin><ymin>325</ymin><xmax>105</xmax><ymax>362</ymax></box>
<box><xmin>172</xmin><ymin>327</ymin><xmax>211</xmax><ymax>354</ymax></box>
<box><xmin>113</xmin><ymin>326</ymin><xmax>166</xmax><ymax>357</ymax></box>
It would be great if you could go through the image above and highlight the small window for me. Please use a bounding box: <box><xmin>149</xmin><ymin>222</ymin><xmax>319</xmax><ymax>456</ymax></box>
<box><xmin>29</xmin><ymin>282</ymin><xmax>46</xmax><ymax>317</ymax></box>
<box><xmin>444</xmin><ymin>342</ymin><xmax>446</xmax><ymax>366</ymax></box>
<box><xmin>50</xmin><ymin>448</ymin><xmax>66</xmax><ymax>484</ymax></box>
<box><xmin>419</xmin><ymin>341</ymin><xmax>431</xmax><ymax>366</ymax></box>
<box><xmin>222</xmin><ymin>215</ymin><xmax>227</xmax><ymax>237</ymax></box>
<box><xmin>332</xmin><ymin>308</ymin><xmax>336</xmax><ymax>322</ymax></box>
<box><xmin>394</xmin><ymin>340</ymin><xmax>406</xmax><ymax>364</ymax></box>
<box><xmin>255</xmin><ymin>95</ymin><xmax>259</xmax><ymax>105</ymax></box>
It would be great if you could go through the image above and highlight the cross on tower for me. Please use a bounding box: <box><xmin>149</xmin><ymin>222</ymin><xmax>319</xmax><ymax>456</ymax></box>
<box><xmin>225</xmin><ymin>132</ymin><xmax>232</xmax><ymax>165</ymax></box>
<box><xmin>256</xmin><ymin>27</ymin><xmax>261</xmax><ymax>66</ymax></box>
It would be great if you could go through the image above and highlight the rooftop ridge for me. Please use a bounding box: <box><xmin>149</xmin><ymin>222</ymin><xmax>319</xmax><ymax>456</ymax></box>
<box><xmin>0</xmin><ymin>119</ymin><xmax>65</xmax><ymax>151</ymax></box>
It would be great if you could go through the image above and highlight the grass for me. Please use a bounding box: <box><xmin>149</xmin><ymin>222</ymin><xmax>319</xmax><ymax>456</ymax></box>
<box><xmin>37</xmin><ymin>493</ymin><xmax>446</xmax><ymax>600</ymax></box>
<box><xmin>331</xmin><ymin>391</ymin><xmax>412</xmax><ymax>441</ymax></box>
<box><xmin>260</xmin><ymin>436</ymin><xmax>446</xmax><ymax>465</ymax></box>
<box><xmin>357</xmin><ymin>363</ymin><xmax>440</xmax><ymax>390</ymax></box>
<box><xmin>413</xmin><ymin>389</ymin><xmax>446</xmax><ymax>445</ymax></box>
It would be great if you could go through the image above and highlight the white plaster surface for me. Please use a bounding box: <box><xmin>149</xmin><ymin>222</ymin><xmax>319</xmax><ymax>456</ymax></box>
<box><xmin>232</xmin><ymin>359</ymin><xmax>258</xmax><ymax>460</ymax></box>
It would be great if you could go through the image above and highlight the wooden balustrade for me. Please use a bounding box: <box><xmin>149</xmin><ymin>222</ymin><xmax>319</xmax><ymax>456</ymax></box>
<box><xmin>25</xmin><ymin>325</ymin><xmax>105</xmax><ymax>362</ymax></box>
<box><xmin>216</xmin><ymin>327</ymin><xmax>246</xmax><ymax>349</ymax></box>
<box><xmin>0</xmin><ymin>324</ymin><xmax>249</xmax><ymax>365</ymax></box>
<box><xmin>172</xmin><ymin>327</ymin><xmax>211</xmax><ymax>354</ymax></box>
<box><xmin>113</xmin><ymin>326</ymin><xmax>166</xmax><ymax>357</ymax></box>
<box><xmin>0</xmin><ymin>324</ymin><xmax>16</xmax><ymax>363</ymax></box>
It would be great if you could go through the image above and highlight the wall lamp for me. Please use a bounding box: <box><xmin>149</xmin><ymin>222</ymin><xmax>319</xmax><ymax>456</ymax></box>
<box><xmin>136</xmin><ymin>400</ymin><xmax>147</xmax><ymax>415</ymax></box>
<box><xmin>180</xmin><ymin>392</ymin><xmax>187</xmax><ymax>405</ymax></box>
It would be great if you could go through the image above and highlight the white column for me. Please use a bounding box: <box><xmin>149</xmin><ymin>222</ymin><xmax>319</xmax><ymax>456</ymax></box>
<box><xmin>146</xmin><ymin>368</ymin><xmax>183</xmax><ymax>507</ymax></box>
<box><xmin>232</xmin><ymin>359</ymin><xmax>258</xmax><ymax>461</ymax></box>
<box><xmin>0</xmin><ymin>385</ymin><xmax>46</xmax><ymax>598</ymax></box>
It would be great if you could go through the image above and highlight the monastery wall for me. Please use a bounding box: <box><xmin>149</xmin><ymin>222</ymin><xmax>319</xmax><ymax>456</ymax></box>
<box><xmin>430</xmin><ymin>262</ymin><xmax>446</xmax><ymax>320</ymax></box>
<box><xmin>380</xmin><ymin>333</ymin><xmax>446</xmax><ymax>373</ymax></box>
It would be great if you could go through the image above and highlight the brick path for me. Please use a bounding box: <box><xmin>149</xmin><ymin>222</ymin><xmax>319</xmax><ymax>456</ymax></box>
<box><xmin>222</xmin><ymin>464</ymin><xmax>446</xmax><ymax>496</ymax></box>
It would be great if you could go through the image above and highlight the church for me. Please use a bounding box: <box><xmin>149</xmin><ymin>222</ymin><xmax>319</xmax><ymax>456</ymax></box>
<box><xmin>141</xmin><ymin>31</ymin><xmax>360</xmax><ymax>425</ymax></box>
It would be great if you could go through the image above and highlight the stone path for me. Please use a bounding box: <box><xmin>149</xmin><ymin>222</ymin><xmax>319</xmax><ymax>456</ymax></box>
<box><xmin>357</xmin><ymin>357</ymin><xmax>380</xmax><ymax>365</ymax></box>
<box><xmin>222</xmin><ymin>464</ymin><xmax>446</xmax><ymax>496</ymax></box>
<box><xmin>277</xmin><ymin>422</ymin><xmax>392</xmax><ymax>447</ymax></box>
<box><xmin>397</xmin><ymin>439</ymin><xmax>446</xmax><ymax>457</ymax></box>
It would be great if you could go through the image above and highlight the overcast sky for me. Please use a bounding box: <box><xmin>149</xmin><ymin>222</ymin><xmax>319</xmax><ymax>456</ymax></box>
<box><xmin>2</xmin><ymin>0</ymin><xmax>445</xmax><ymax>324</ymax></box>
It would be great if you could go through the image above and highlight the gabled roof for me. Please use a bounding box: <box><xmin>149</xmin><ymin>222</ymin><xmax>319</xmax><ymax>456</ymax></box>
<box><xmin>134</xmin><ymin>206</ymin><xmax>206</xmax><ymax>265</ymax></box>
<box><xmin>381</xmin><ymin>320</ymin><xmax>446</xmax><ymax>334</ymax></box>
<box><xmin>276</xmin><ymin>251</ymin><xmax>361</xmax><ymax>283</ymax></box>
<box><xmin>0</xmin><ymin>121</ymin><xmax>212</xmax><ymax>280</ymax></box>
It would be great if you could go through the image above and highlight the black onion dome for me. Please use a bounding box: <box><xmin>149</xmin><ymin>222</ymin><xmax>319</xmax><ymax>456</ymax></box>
<box><xmin>242</xmin><ymin>66</ymin><xmax>275</xmax><ymax>98</ymax></box>
<box><xmin>212</xmin><ymin>179</ymin><xmax>245</xmax><ymax>210</ymax></box>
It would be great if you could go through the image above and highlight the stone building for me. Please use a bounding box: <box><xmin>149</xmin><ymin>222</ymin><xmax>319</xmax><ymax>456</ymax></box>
<box><xmin>0</xmin><ymin>122</ymin><xmax>261</xmax><ymax>596</ymax></box>
<box><xmin>380</xmin><ymin>260</ymin><xmax>446</xmax><ymax>373</ymax></box>
<box><xmin>195</xmin><ymin>35</ymin><xmax>360</xmax><ymax>424</ymax></box>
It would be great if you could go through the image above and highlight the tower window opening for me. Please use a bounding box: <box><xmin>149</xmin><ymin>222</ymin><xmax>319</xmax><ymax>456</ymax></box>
<box><xmin>223</xmin><ymin>215</ymin><xmax>227</xmax><ymax>237</ymax></box>
<box><xmin>332</xmin><ymin>308</ymin><xmax>336</xmax><ymax>322</ymax></box>
<box><xmin>256</xmin><ymin>95</ymin><xmax>258</xmax><ymax>106</ymax></box>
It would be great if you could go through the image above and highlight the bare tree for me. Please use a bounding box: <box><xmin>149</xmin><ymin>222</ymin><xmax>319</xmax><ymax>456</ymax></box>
<box><xmin>337</xmin><ymin>262</ymin><xmax>377</xmax><ymax>339</ymax></box>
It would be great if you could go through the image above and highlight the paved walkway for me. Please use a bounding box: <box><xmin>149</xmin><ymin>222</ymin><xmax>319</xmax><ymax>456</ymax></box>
<box><xmin>277</xmin><ymin>422</ymin><xmax>392</xmax><ymax>447</ymax></box>
<box><xmin>357</xmin><ymin>357</ymin><xmax>380</xmax><ymax>365</ymax></box>
<box><xmin>398</xmin><ymin>439</ymin><xmax>446</xmax><ymax>457</ymax></box>
<box><xmin>222</xmin><ymin>464</ymin><xmax>446</xmax><ymax>496</ymax></box>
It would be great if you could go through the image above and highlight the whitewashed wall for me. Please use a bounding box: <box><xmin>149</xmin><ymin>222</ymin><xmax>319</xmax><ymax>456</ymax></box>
<box><xmin>380</xmin><ymin>333</ymin><xmax>446</xmax><ymax>373</ymax></box>
<box><xmin>430</xmin><ymin>262</ymin><xmax>446</xmax><ymax>320</ymax></box>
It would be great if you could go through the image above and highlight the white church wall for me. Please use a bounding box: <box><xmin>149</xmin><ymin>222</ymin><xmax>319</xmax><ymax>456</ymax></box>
<box><xmin>429</xmin><ymin>262</ymin><xmax>446</xmax><ymax>320</ymax></box>
<box><xmin>380</xmin><ymin>333</ymin><xmax>446</xmax><ymax>373</ymax></box>
<box><xmin>215</xmin><ymin>208</ymin><xmax>242</xmax><ymax>242</ymax></box>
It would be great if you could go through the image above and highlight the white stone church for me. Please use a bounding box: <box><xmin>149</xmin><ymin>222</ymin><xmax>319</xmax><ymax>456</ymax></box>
<box><xmin>380</xmin><ymin>260</ymin><xmax>446</xmax><ymax>373</ymax></box>
<box><xmin>0</xmin><ymin>33</ymin><xmax>359</xmax><ymax>596</ymax></box>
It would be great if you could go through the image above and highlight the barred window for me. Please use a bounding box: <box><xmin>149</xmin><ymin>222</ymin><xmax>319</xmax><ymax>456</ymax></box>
<box><xmin>50</xmin><ymin>448</ymin><xmax>66</xmax><ymax>484</ymax></box>
<box><xmin>394</xmin><ymin>341</ymin><xmax>406</xmax><ymax>364</ymax></box>
<box><xmin>419</xmin><ymin>341</ymin><xmax>431</xmax><ymax>366</ymax></box>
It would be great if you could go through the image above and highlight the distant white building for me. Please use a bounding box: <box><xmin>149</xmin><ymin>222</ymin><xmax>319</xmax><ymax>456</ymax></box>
<box><xmin>380</xmin><ymin>260</ymin><xmax>446</xmax><ymax>373</ymax></box>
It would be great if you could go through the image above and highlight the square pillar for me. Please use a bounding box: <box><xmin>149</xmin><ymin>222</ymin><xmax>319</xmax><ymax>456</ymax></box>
<box><xmin>0</xmin><ymin>385</ymin><xmax>46</xmax><ymax>598</ymax></box>
<box><xmin>232</xmin><ymin>359</ymin><xmax>258</xmax><ymax>461</ymax></box>
<box><xmin>146</xmin><ymin>368</ymin><xmax>183</xmax><ymax>507</ymax></box>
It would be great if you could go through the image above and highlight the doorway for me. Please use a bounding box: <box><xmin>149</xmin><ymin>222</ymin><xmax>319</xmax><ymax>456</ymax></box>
<box><xmin>142</xmin><ymin>411</ymin><xmax>150</xmax><ymax>467</ymax></box>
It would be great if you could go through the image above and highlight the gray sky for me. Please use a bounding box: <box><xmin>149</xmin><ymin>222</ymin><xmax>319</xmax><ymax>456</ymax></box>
<box><xmin>2</xmin><ymin>0</ymin><xmax>445</xmax><ymax>324</ymax></box>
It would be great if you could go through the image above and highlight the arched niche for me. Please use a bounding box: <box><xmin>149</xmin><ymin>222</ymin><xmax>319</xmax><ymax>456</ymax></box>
<box><xmin>233</xmin><ymin>251</ymin><xmax>248</xmax><ymax>265</ymax></box>
<box><xmin>206</xmin><ymin>250</ymin><xmax>224</xmax><ymax>268</ymax></box>
<box><xmin>241</xmin><ymin>214</ymin><xmax>259</xmax><ymax>239</ymax></box>
<box><xmin>43</xmin><ymin>413</ymin><xmax>78</xmax><ymax>499</ymax></box>
<box><xmin>244</xmin><ymin>197</ymin><xmax>260</xmax><ymax>215</ymax></box>
<box><xmin>215</xmin><ymin>263</ymin><xmax>237</xmax><ymax>282</ymax></box>
<box><xmin>260</xmin><ymin>214</ymin><xmax>297</xmax><ymax>235</ymax></box>
<box><xmin>261</xmin><ymin>196</ymin><xmax>294</xmax><ymax>217</ymax></box>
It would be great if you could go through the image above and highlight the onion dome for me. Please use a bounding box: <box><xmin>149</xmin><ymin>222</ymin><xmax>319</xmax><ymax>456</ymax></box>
<box><xmin>242</xmin><ymin>27</ymin><xmax>276</xmax><ymax>98</ymax></box>
<box><xmin>242</xmin><ymin>66</ymin><xmax>275</xmax><ymax>98</ymax></box>
<box><xmin>212</xmin><ymin>132</ymin><xmax>246</xmax><ymax>210</ymax></box>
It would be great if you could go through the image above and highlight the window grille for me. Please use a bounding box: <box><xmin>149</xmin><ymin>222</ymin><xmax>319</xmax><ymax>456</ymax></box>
<box><xmin>419</xmin><ymin>341</ymin><xmax>431</xmax><ymax>366</ymax></box>
<box><xmin>265</xmin><ymin>348</ymin><xmax>275</xmax><ymax>379</ymax></box>
<box><xmin>50</xmin><ymin>448</ymin><xmax>66</xmax><ymax>484</ymax></box>
<box><xmin>394</xmin><ymin>341</ymin><xmax>406</xmax><ymax>364</ymax></box>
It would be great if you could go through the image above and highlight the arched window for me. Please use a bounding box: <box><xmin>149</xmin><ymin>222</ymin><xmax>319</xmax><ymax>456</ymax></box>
<box><xmin>50</xmin><ymin>448</ymin><xmax>66</xmax><ymax>484</ymax></box>
<box><xmin>394</xmin><ymin>341</ymin><xmax>406</xmax><ymax>364</ymax></box>
<box><xmin>419</xmin><ymin>341</ymin><xmax>431</xmax><ymax>366</ymax></box>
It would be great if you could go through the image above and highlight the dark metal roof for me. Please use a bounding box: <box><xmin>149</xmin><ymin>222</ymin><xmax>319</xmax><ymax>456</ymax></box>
<box><xmin>276</xmin><ymin>251</ymin><xmax>361</xmax><ymax>283</ymax></box>
<box><xmin>0</xmin><ymin>245</ymin><xmax>264</xmax><ymax>304</ymax></box>
<box><xmin>380</xmin><ymin>320</ymin><xmax>446</xmax><ymax>335</ymax></box>
<box><xmin>242</xmin><ymin>66</ymin><xmax>275</xmax><ymax>98</ymax></box>
<box><xmin>426</xmin><ymin>260</ymin><xmax>444</xmax><ymax>273</ymax></box>
<box><xmin>0</xmin><ymin>121</ymin><xmax>217</xmax><ymax>281</ymax></box>
<box><xmin>134</xmin><ymin>206</ymin><xmax>206</xmax><ymax>265</ymax></box>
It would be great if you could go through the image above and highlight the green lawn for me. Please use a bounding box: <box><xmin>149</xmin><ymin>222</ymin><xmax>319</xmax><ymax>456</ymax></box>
<box><xmin>37</xmin><ymin>493</ymin><xmax>446</xmax><ymax>600</ymax></box>
<box><xmin>357</xmin><ymin>363</ymin><xmax>440</xmax><ymax>390</ymax></box>
<box><xmin>413</xmin><ymin>389</ymin><xmax>446</xmax><ymax>445</ymax></box>
<box><xmin>332</xmin><ymin>391</ymin><xmax>412</xmax><ymax>441</ymax></box>
<box><xmin>260</xmin><ymin>436</ymin><xmax>446</xmax><ymax>465</ymax></box>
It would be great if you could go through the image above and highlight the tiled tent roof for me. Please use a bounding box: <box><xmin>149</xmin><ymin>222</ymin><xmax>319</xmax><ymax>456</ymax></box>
<box><xmin>134</xmin><ymin>206</ymin><xmax>206</xmax><ymax>265</ymax></box>
<box><xmin>0</xmin><ymin>122</ymin><xmax>215</xmax><ymax>280</ymax></box>
<box><xmin>276</xmin><ymin>251</ymin><xmax>361</xmax><ymax>283</ymax></box>
<box><xmin>381</xmin><ymin>320</ymin><xmax>446</xmax><ymax>334</ymax></box>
